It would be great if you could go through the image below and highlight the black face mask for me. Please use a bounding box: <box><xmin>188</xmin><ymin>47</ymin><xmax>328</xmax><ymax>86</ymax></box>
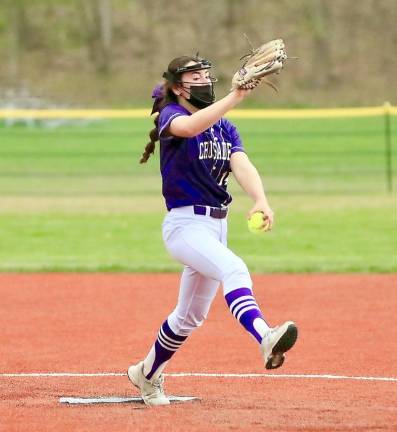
<box><xmin>187</xmin><ymin>84</ymin><xmax>215</xmax><ymax>109</ymax></box>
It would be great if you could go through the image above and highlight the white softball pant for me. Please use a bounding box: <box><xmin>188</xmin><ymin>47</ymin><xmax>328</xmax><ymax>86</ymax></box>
<box><xmin>162</xmin><ymin>205</ymin><xmax>252</xmax><ymax>336</ymax></box>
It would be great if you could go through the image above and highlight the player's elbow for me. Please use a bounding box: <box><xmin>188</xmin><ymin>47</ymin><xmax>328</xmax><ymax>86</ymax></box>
<box><xmin>230</xmin><ymin>151</ymin><xmax>251</xmax><ymax>173</ymax></box>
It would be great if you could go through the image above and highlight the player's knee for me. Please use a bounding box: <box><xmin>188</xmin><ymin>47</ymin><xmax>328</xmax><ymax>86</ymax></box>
<box><xmin>167</xmin><ymin>309</ymin><xmax>207</xmax><ymax>336</ymax></box>
<box><xmin>222</xmin><ymin>256</ymin><xmax>252</xmax><ymax>293</ymax></box>
<box><xmin>183</xmin><ymin>311</ymin><xmax>206</xmax><ymax>332</ymax></box>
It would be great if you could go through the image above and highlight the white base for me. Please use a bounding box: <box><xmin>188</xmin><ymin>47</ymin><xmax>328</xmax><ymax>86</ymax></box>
<box><xmin>60</xmin><ymin>395</ymin><xmax>199</xmax><ymax>405</ymax></box>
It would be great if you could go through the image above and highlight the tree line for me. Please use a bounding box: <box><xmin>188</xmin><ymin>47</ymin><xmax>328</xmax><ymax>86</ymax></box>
<box><xmin>0</xmin><ymin>0</ymin><xmax>396</xmax><ymax>106</ymax></box>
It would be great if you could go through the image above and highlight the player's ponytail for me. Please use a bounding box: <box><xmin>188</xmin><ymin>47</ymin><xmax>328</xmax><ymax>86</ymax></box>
<box><xmin>140</xmin><ymin>84</ymin><xmax>163</xmax><ymax>164</ymax></box>
<box><xmin>140</xmin><ymin>114</ymin><xmax>160</xmax><ymax>164</ymax></box>
<box><xmin>140</xmin><ymin>82</ymin><xmax>177</xmax><ymax>164</ymax></box>
<box><xmin>140</xmin><ymin>56</ymin><xmax>199</xmax><ymax>164</ymax></box>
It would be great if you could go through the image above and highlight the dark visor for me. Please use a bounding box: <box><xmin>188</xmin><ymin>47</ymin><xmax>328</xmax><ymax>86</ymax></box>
<box><xmin>162</xmin><ymin>59</ymin><xmax>212</xmax><ymax>82</ymax></box>
<box><xmin>174</xmin><ymin>59</ymin><xmax>212</xmax><ymax>74</ymax></box>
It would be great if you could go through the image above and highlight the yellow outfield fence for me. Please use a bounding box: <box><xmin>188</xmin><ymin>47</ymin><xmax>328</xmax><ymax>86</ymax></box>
<box><xmin>0</xmin><ymin>103</ymin><xmax>396</xmax><ymax>119</ymax></box>
<box><xmin>229</xmin><ymin>104</ymin><xmax>397</xmax><ymax>119</ymax></box>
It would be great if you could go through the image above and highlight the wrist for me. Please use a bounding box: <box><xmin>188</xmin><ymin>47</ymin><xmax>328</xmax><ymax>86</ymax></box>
<box><xmin>226</xmin><ymin>90</ymin><xmax>245</xmax><ymax>106</ymax></box>
<box><xmin>255</xmin><ymin>197</ymin><xmax>270</xmax><ymax>207</ymax></box>
<box><xmin>231</xmin><ymin>89</ymin><xmax>246</xmax><ymax>102</ymax></box>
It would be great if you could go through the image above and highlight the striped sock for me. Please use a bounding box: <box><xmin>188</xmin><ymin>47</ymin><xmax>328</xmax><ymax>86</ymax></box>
<box><xmin>225</xmin><ymin>287</ymin><xmax>270</xmax><ymax>344</ymax></box>
<box><xmin>143</xmin><ymin>320</ymin><xmax>187</xmax><ymax>380</ymax></box>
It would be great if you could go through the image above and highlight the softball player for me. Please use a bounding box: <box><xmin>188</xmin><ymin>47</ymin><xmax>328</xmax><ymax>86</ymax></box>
<box><xmin>128</xmin><ymin>55</ymin><xmax>298</xmax><ymax>406</ymax></box>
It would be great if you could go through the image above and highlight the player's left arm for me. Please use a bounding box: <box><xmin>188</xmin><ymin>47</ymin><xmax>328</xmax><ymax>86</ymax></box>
<box><xmin>230</xmin><ymin>152</ymin><xmax>274</xmax><ymax>227</ymax></box>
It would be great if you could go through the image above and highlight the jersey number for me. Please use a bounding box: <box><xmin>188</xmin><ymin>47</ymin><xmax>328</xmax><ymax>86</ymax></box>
<box><xmin>218</xmin><ymin>171</ymin><xmax>229</xmax><ymax>187</ymax></box>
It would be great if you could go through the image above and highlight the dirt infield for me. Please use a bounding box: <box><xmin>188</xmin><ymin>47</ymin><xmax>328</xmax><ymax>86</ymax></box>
<box><xmin>1</xmin><ymin>273</ymin><xmax>396</xmax><ymax>431</ymax></box>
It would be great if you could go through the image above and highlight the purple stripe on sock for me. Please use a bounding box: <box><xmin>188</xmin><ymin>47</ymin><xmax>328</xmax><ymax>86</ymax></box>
<box><xmin>230</xmin><ymin>297</ymin><xmax>256</xmax><ymax>316</ymax></box>
<box><xmin>225</xmin><ymin>288</ymin><xmax>253</xmax><ymax>306</ymax></box>
<box><xmin>159</xmin><ymin>329</ymin><xmax>181</xmax><ymax>348</ymax></box>
<box><xmin>145</xmin><ymin>319</ymin><xmax>187</xmax><ymax>380</ymax></box>
<box><xmin>225</xmin><ymin>288</ymin><xmax>268</xmax><ymax>344</ymax></box>
<box><xmin>162</xmin><ymin>319</ymin><xmax>187</xmax><ymax>342</ymax></box>
<box><xmin>238</xmin><ymin>308</ymin><xmax>264</xmax><ymax>343</ymax></box>
<box><xmin>145</xmin><ymin>340</ymin><xmax>174</xmax><ymax>380</ymax></box>
<box><xmin>234</xmin><ymin>300</ymin><xmax>255</xmax><ymax>314</ymax></box>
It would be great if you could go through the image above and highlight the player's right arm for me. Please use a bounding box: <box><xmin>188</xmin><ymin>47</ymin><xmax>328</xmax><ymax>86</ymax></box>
<box><xmin>169</xmin><ymin>89</ymin><xmax>250</xmax><ymax>138</ymax></box>
<box><xmin>231</xmin><ymin>152</ymin><xmax>274</xmax><ymax>228</ymax></box>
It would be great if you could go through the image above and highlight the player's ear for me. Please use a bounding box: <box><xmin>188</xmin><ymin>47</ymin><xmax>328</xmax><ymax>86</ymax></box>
<box><xmin>172</xmin><ymin>84</ymin><xmax>182</xmax><ymax>96</ymax></box>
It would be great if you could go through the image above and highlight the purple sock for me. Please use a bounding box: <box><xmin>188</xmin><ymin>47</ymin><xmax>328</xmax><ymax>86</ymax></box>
<box><xmin>144</xmin><ymin>320</ymin><xmax>187</xmax><ymax>380</ymax></box>
<box><xmin>225</xmin><ymin>287</ymin><xmax>270</xmax><ymax>344</ymax></box>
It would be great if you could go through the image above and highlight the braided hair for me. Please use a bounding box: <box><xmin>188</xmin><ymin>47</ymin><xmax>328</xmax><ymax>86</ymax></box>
<box><xmin>140</xmin><ymin>56</ymin><xmax>200</xmax><ymax>164</ymax></box>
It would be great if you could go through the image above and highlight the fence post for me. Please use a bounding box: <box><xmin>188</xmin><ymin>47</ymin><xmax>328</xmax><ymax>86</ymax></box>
<box><xmin>384</xmin><ymin>102</ymin><xmax>393</xmax><ymax>193</ymax></box>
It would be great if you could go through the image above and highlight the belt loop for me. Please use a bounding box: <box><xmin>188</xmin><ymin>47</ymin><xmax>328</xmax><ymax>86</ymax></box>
<box><xmin>193</xmin><ymin>205</ymin><xmax>206</xmax><ymax>216</ymax></box>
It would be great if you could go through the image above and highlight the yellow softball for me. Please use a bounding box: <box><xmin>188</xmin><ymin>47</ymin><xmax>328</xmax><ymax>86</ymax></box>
<box><xmin>247</xmin><ymin>211</ymin><xmax>270</xmax><ymax>234</ymax></box>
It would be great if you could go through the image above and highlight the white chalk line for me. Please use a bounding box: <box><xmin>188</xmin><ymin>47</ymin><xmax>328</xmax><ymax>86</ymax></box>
<box><xmin>1</xmin><ymin>372</ymin><xmax>396</xmax><ymax>382</ymax></box>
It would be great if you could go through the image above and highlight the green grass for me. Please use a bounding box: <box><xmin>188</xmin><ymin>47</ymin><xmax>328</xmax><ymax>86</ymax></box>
<box><xmin>0</xmin><ymin>116</ymin><xmax>396</xmax><ymax>272</ymax></box>
<box><xmin>1</xmin><ymin>116</ymin><xmax>396</xmax><ymax>194</ymax></box>
<box><xmin>0</xmin><ymin>196</ymin><xmax>396</xmax><ymax>272</ymax></box>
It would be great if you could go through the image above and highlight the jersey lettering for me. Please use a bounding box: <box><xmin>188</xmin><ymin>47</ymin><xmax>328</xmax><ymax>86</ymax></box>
<box><xmin>199</xmin><ymin>141</ymin><xmax>232</xmax><ymax>161</ymax></box>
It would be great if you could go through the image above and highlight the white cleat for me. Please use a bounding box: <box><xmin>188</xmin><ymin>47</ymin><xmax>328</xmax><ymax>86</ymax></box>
<box><xmin>261</xmin><ymin>321</ymin><xmax>298</xmax><ymax>370</ymax></box>
<box><xmin>127</xmin><ymin>361</ymin><xmax>170</xmax><ymax>406</ymax></box>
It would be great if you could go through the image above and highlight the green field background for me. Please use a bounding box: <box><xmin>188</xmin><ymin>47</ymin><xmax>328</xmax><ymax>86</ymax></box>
<box><xmin>0</xmin><ymin>115</ymin><xmax>396</xmax><ymax>272</ymax></box>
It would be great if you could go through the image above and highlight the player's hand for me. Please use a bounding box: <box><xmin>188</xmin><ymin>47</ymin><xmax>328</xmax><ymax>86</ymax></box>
<box><xmin>248</xmin><ymin>200</ymin><xmax>274</xmax><ymax>230</ymax></box>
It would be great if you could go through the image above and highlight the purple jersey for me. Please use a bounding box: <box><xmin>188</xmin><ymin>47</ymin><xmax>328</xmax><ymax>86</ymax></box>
<box><xmin>158</xmin><ymin>103</ymin><xmax>245</xmax><ymax>210</ymax></box>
